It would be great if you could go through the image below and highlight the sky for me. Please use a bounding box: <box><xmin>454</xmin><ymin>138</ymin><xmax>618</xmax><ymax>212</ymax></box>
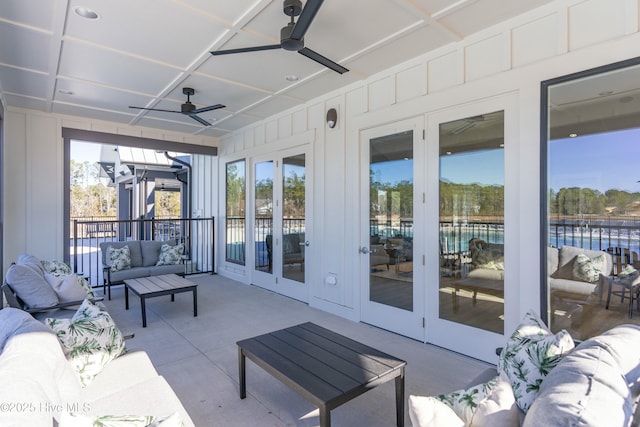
<box><xmin>549</xmin><ymin>127</ymin><xmax>640</xmax><ymax>193</ymax></box>
<box><xmin>70</xmin><ymin>140</ymin><xmax>102</xmax><ymax>162</ymax></box>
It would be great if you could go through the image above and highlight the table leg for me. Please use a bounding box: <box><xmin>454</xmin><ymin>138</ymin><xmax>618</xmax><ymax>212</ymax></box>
<box><xmin>125</xmin><ymin>285</ymin><xmax>129</xmax><ymax>310</ymax></box>
<box><xmin>238</xmin><ymin>347</ymin><xmax>246</xmax><ymax>399</ymax></box>
<box><xmin>395</xmin><ymin>369</ymin><xmax>405</xmax><ymax>427</ymax></box>
<box><xmin>193</xmin><ymin>287</ymin><xmax>198</xmax><ymax>317</ymax></box>
<box><xmin>141</xmin><ymin>297</ymin><xmax>147</xmax><ymax>328</ymax></box>
<box><xmin>319</xmin><ymin>405</ymin><xmax>330</xmax><ymax>427</ymax></box>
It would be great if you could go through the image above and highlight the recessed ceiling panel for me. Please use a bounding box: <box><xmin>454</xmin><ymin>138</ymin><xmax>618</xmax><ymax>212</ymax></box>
<box><xmin>242</xmin><ymin>95</ymin><xmax>302</xmax><ymax>119</ymax></box>
<box><xmin>65</xmin><ymin>0</ymin><xmax>229</xmax><ymax>66</ymax></box>
<box><xmin>0</xmin><ymin>23</ymin><xmax>51</xmax><ymax>71</ymax></box>
<box><xmin>285</xmin><ymin>72</ymin><xmax>360</xmax><ymax>101</ymax></box>
<box><xmin>177</xmin><ymin>0</ymin><xmax>266</xmax><ymax>24</ymax></box>
<box><xmin>0</xmin><ymin>0</ymin><xmax>56</xmax><ymax>30</ymax></box>
<box><xmin>4</xmin><ymin>94</ymin><xmax>47</xmax><ymax>111</ymax></box>
<box><xmin>58</xmin><ymin>40</ymin><xmax>182</xmax><ymax>94</ymax></box>
<box><xmin>54</xmin><ymin>80</ymin><xmax>156</xmax><ymax>112</ymax></box>
<box><xmin>0</xmin><ymin>65</ymin><xmax>48</xmax><ymax>98</ymax></box>
<box><xmin>52</xmin><ymin>102</ymin><xmax>139</xmax><ymax>124</ymax></box>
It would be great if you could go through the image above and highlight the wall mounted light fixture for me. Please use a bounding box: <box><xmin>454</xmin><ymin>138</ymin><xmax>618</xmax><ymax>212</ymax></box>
<box><xmin>326</xmin><ymin>108</ymin><xmax>337</xmax><ymax>128</ymax></box>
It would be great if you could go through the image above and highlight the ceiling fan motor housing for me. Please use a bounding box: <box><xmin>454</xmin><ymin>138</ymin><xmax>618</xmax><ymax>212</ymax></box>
<box><xmin>281</xmin><ymin>22</ymin><xmax>303</xmax><ymax>51</ymax></box>
<box><xmin>181</xmin><ymin>102</ymin><xmax>195</xmax><ymax>113</ymax></box>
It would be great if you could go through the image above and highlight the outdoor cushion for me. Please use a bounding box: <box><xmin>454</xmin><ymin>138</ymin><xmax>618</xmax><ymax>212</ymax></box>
<box><xmin>108</xmin><ymin>245</ymin><xmax>132</xmax><ymax>272</ymax></box>
<box><xmin>156</xmin><ymin>243</ymin><xmax>184</xmax><ymax>266</ymax></box>
<box><xmin>0</xmin><ymin>307</ymin><xmax>52</xmax><ymax>352</ymax></box>
<box><xmin>59</xmin><ymin>412</ymin><xmax>184</xmax><ymax>427</ymax></box>
<box><xmin>409</xmin><ymin>395</ymin><xmax>464</xmax><ymax>427</ymax></box>
<box><xmin>100</xmin><ymin>241</ymin><xmax>143</xmax><ymax>268</ymax></box>
<box><xmin>523</xmin><ymin>325</ymin><xmax>640</xmax><ymax>427</ymax></box>
<box><xmin>140</xmin><ymin>240</ymin><xmax>165</xmax><ymax>267</ymax></box>
<box><xmin>498</xmin><ymin>309</ymin><xmax>574</xmax><ymax>413</ymax></box>
<box><xmin>435</xmin><ymin>375</ymin><xmax>499</xmax><ymax>424</ymax></box>
<box><xmin>46</xmin><ymin>299</ymin><xmax>126</xmax><ymax>387</ymax></box>
<box><xmin>150</xmin><ymin>264</ymin><xmax>184</xmax><ymax>276</ymax></box>
<box><xmin>6</xmin><ymin>263</ymin><xmax>59</xmax><ymax>308</ymax></box>
<box><xmin>45</xmin><ymin>273</ymin><xmax>90</xmax><ymax>305</ymax></box>
<box><xmin>17</xmin><ymin>252</ymin><xmax>47</xmax><ymax>275</ymax></box>
<box><xmin>41</xmin><ymin>259</ymin><xmax>73</xmax><ymax>276</ymax></box>
<box><xmin>109</xmin><ymin>267</ymin><xmax>152</xmax><ymax>283</ymax></box>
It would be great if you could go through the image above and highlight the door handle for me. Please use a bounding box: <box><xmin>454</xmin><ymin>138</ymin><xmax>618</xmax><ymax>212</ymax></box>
<box><xmin>360</xmin><ymin>246</ymin><xmax>373</xmax><ymax>254</ymax></box>
<box><xmin>299</xmin><ymin>241</ymin><xmax>310</xmax><ymax>247</ymax></box>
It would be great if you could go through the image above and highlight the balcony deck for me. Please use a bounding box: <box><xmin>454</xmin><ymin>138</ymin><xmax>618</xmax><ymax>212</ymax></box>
<box><xmin>101</xmin><ymin>274</ymin><xmax>493</xmax><ymax>426</ymax></box>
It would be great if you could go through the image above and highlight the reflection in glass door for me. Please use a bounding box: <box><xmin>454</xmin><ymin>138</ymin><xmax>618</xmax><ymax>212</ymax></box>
<box><xmin>251</xmin><ymin>150</ymin><xmax>310</xmax><ymax>302</ymax></box>
<box><xmin>438</xmin><ymin>111</ymin><xmax>505</xmax><ymax>334</ymax></box>
<box><xmin>361</xmin><ymin>118</ymin><xmax>424</xmax><ymax>340</ymax></box>
<box><xmin>281</xmin><ymin>154</ymin><xmax>307</xmax><ymax>283</ymax></box>
<box><xmin>255</xmin><ymin>161</ymin><xmax>273</xmax><ymax>275</ymax></box>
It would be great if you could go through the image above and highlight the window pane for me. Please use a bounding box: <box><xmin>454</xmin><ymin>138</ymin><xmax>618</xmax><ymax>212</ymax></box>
<box><xmin>226</xmin><ymin>160</ymin><xmax>245</xmax><ymax>265</ymax></box>
<box><xmin>439</xmin><ymin>111</ymin><xmax>504</xmax><ymax>334</ymax></box>
<box><xmin>545</xmin><ymin>61</ymin><xmax>640</xmax><ymax>340</ymax></box>
<box><xmin>282</xmin><ymin>154</ymin><xmax>306</xmax><ymax>282</ymax></box>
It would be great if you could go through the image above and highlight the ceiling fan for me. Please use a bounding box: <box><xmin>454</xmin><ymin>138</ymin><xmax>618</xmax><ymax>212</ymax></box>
<box><xmin>211</xmin><ymin>0</ymin><xmax>348</xmax><ymax>75</ymax></box>
<box><xmin>129</xmin><ymin>87</ymin><xmax>225</xmax><ymax>126</ymax></box>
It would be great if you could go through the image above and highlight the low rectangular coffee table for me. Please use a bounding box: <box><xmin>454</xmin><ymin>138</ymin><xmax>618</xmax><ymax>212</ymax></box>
<box><xmin>237</xmin><ymin>322</ymin><xmax>406</xmax><ymax>427</ymax></box>
<box><xmin>124</xmin><ymin>274</ymin><xmax>197</xmax><ymax>327</ymax></box>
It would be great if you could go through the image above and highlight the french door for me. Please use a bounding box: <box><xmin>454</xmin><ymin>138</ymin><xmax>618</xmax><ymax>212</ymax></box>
<box><xmin>360</xmin><ymin>117</ymin><xmax>425</xmax><ymax>340</ymax></box>
<box><xmin>252</xmin><ymin>147</ymin><xmax>311</xmax><ymax>302</ymax></box>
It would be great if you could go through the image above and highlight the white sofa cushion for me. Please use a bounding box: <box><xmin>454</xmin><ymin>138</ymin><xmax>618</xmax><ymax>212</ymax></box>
<box><xmin>82</xmin><ymin>351</ymin><xmax>159</xmax><ymax>402</ymax></box>
<box><xmin>86</xmin><ymin>376</ymin><xmax>194</xmax><ymax>427</ymax></box>
<box><xmin>0</xmin><ymin>331</ymin><xmax>82</xmax><ymax>423</ymax></box>
<box><xmin>523</xmin><ymin>325</ymin><xmax>640</xmax><ymax>426</ymax></box>
<box><xmin>45</xmin><ymin>273</ymin><xmax>91</xmax><ymax>305</ymax></box>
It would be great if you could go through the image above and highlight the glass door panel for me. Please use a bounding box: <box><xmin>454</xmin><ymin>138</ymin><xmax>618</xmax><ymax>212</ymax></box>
<box><xmin>438</xmin><ymin>111</ymin><xmax>505</xmax><ymax>335</ymax></box>
<box><xmin>255</xmin><ymin>161</ymin><xmax>273</xmax><ymax>274</ymax></box>
<box><xmin>281</xmin><ymin>154</ymin><xmax>306</xmax><ymax>283</ymax></box>
<box><xmin>369</xmin><ymin>134</ymin><xmax>414</xmax><ymax>310</ymax></box>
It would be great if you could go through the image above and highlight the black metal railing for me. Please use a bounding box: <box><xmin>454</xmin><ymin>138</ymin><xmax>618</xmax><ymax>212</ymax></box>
<box><xmin>71</xmin><ymin>217</ymin><xmax>215</xmax><ymax>287</ymax></box>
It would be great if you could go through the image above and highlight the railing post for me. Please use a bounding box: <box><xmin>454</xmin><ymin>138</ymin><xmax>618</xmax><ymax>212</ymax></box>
<box><xmin>212</xmin><ymin>216</ymin><xmax>215</xmax><ymax>274</ymax></box>
<box><xmin>73</xmin><ymin>220</ymin><xmax>78</xmax><ymax>273</ymax></box>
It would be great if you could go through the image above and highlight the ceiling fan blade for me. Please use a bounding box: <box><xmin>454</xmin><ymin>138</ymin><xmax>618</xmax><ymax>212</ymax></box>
<box><xmin>290</xmin><ymin>0</ymin><xmax>323</xmax><ymax>41</ymax></box>
<box><xmin>191</xmin><ymin>104</ymin><xmax>225</xmax><ymax>114</ymax></box>
<box><xmin>187</xmin><ymin>114</ymin><xmax>212</xmax><ymax>127</ymax></box>
<box><xmin>211</xmin><ymin>44</ymin><xmax>281</xmax><ymax>56</ymax></box>
<box><xmin>298</xmin><ymin>47</ymin><xmax>348</xmax><ymax>74</ymax></box>
<box><xmin>129</xmin><ymin>106</ymin><xmax>181</xmax><ymax>114</ymax></box>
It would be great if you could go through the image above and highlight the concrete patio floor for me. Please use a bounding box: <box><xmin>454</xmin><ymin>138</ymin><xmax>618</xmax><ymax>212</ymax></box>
<box><xmin>101</xmin><ymin>273</ymin><xmax>494</xmax><ymax>427</ymax></box>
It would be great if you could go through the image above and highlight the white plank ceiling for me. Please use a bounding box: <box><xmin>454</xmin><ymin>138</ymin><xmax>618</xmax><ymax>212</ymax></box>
<box><xmin>0</xmin><ymin>0</ymin><xmax>553</xmax><ymax>137</ymax></box>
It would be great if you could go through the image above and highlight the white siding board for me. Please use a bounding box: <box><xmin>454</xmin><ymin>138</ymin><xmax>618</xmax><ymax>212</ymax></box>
<box><xmin>397</xmin><ymin>63</ymin><xmax>427</xmax><ymax>103</ymax></box>
<box><xmin>569</xmin><ymin>0</ymin><xmax>628</xmax><ymax>50</ymax></box>
<box><xmin>368</xmin><ymin>76</ymin><xmax>396</xmax><ymax>111</ymax></box>
<box><xmin>428</xmin><ymin>50</ymin><xmax>462</xmax><ymax>92</ymax></box>
<box><xmin>465</xmin><ymin>34</ymin><xmax>505</xmax><ymax>82</ymax></box>
<box><xmin>512</xmin><ymin>14</ymin><xmax>561</xmax><ymax>67</ymax></box>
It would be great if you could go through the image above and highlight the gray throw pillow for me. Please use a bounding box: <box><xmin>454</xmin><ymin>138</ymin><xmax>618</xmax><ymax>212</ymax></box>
<box><xmin>16</xmin><ymin>253</ymin><xmax>46</xmax><ymax>276</ymax></box>
<box><xmin>6</xmin><ymin>264</ymin><xmax>59</xmax><ymax>309</ymax></box>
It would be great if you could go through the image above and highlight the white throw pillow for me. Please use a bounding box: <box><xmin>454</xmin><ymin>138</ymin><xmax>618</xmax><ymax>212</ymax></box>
<box><xmin>435</xmin><ymin>375</ymin><xmax>499</xmax><ymax>424</ymax></box>
<box><xmin>572</xmin><ymin>253</ymin><xmax>605</xmax><ymax>283</ymax></box>
<box><xmin>45</xmin><ymin>273</ymin><xmax>90</xmax><ymax>304</ymax></box>
<box><xmin>498</xmin><ymin>309</ymin><xmax>574</xmax><ymax>413</ymax></box>
<box><xmin>409</xmin><ymin>395</ymin><xmax>465</xmax><ymax>427</ymax></box>
<box><xmin>469</xmin><ymin>372</ymin><xmax>520</xmax><ymax>426</ymax></box>
<box><xmin>46</xmin><ymin>299</ymin><xmax>126</xmax><ymax>387</ymax></box>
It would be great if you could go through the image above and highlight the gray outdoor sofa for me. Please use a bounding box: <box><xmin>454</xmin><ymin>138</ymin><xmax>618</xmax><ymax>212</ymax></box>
<box><xmin>99</xmin><ymin>240</ymin><xmax>185</xmax><ymax>299</ymax></box>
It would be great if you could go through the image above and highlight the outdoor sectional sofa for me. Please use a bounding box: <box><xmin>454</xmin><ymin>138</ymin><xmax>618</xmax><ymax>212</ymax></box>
<box><xmin>409</xmin><ymin>312</ymin><xmax>640</xmax><ymax>427</ymax></box>
<box><xmin>0</xmin><ymin>307</ymin><xmax>194</xmax><ymax>426</ymax></box>
<box><xmin>99</xmin><ymin>240</ymin><xmax>185</xmax><ymax>299</ymax></box>
<box><xmin>0</xmin><ymin>254</ymin><xmax>194</xmax><ymax>426</ymax></box>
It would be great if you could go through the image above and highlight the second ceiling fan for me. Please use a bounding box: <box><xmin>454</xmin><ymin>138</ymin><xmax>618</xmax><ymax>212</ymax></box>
<box><xmin>211</xmin><ymin>0</ymin><xmax>348</xmax><ymax>75</ymax></box>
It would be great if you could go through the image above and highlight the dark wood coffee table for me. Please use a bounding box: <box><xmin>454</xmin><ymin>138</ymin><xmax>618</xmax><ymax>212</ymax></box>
<box><xmin>237</xmin><ymin>322</ymin><xmax>406</xmax><ymax>427</ymax></box>
<box><xmin>124</xmin><ymin>274</ymin><xmax>197</xmax><ymax>327</ymax></box>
